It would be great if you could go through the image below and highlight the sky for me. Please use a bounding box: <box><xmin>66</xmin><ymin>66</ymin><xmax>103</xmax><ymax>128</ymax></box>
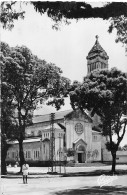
<box><xmin>1</xmin><ymin>2</ymin><xmax>127</xmax><ymax>146</ymax></box>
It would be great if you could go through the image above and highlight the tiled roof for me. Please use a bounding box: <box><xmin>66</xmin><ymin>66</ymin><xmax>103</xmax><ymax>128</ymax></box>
<box><xmin>87</xmin><ymin>37</ymin><xmax>109</xmax><ymax>60</ymax></box>
<box><xmin>33</xmin><ymin>109</ymin><xmax>73</xmax><ymax>124</ymax></box>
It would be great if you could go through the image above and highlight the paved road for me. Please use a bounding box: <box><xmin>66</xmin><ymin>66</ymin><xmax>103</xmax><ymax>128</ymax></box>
<box><xmin>6</xmin><ymin>164</ymin><xmax>127</xmax><ymax>175</ymax></box>
<box><xmin>1</xmin><ymin>175</ymin><xmax>127</xmax><ymax>195</ymax></box>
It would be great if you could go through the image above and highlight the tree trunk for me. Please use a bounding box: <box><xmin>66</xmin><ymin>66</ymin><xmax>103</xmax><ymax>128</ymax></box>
<box><xmin>1</xmin><ymin>142</ymin><xmax>8</xmax><ymax>175</ymax></box>
<box><xmin>19</xmin><ymin>139</ymin><xmax>25</xmax><ymax>173</ymax></box>
<box><xmin>111</xmin><ymin>151</ymin><xmax>116</xmax><ymax>174</ymax></box>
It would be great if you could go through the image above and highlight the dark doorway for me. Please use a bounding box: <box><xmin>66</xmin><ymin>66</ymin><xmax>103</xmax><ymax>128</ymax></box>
<box><xmin>78</xmin><ymin>153</ymin><xmax>82</xmax><ymax>163</ymax></box>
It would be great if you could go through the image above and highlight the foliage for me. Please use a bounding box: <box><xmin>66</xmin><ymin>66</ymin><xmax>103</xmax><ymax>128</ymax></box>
<box><xmin>1</xmin><ymin>41</ymin><xmax>70</xmax><ymax>169</ymax></box>
<box><xmin>1</xmin><ymin>45</ymin><xmax>19</xmax><ymax>174</ymax></box>
<box><xmin>67</xmin><ymin>148</ymin><xmax>75</xmax><ymax>157</ymax></box>
<box><xmin>69</xmin><ymin>68</ymin><xmax>127</xmax><ymax>172</ymax></box>
<box><xmin>32</xmin><ymin>2</ymin><xmax>127</xmax><ymax>47</ymax></box>
<box><xmin>87</xmin><ymin>150</ymin><xmax>92</xmax><ymax>159</ymax></box>
<box><xmin>108</xmin><ymin>15</ymin><xmax>127</xmax><ymax>54</ymax></box>
<box><xmin>1</xmin><ymin>2</ymin><xmax>127</xmax><ymax>51</ymax></box>
<box><xmin>0</xmin><ymin>1</ymin><xmax>25</xmax><ymax>30</ymax></box>
<box><xmin>92</xmin><ymin>149</ymin><xmax>99</xmax><ymax>159</ymax></box>
<box><xmin>32</xmin><ymin>2</ymin><xmax>127</xmax><ymax>21</ymax></box>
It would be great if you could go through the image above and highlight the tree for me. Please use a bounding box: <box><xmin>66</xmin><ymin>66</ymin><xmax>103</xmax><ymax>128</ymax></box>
<box><xmin>1</xmin><ymin>42</ymin><xmax>70</xmax><ymax>172</ymax></box>
<box><xmin>67</xmin><ymin>148</ymin><xmax>75</xmax><ymax>157</ymax></box>
<box><xmin>32</xmin><ymin>2</ymin><xmax>127</xmax><ymax>21</ymax></box>
<box><xmin>108</xmin><ymin>15</ymin><xmax>127</xmax><ymax>54</ymax></box>
<box><xmin>69</xmin><ymin>68</ymin><xmax>127</xmax><ymax>173</ymax></box>
<box><xmin>0</xmin><ymin>1</ymin><xmax>25</xmax><ymax>30</ymax></box>
<box><xmin>1</xmin><ymin>2</ymin><xmax>127</xmax><ymax>50</ymax></box>
<box><xmin>1</xmin><ymin>43</ymin><xmax>18</xmax><ymax>175</ymax></box>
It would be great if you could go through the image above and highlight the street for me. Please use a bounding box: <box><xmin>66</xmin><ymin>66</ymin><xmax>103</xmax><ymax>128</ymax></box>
<box><xmin>1</xmin><ymin>165</ymin><xmax>127</xmax><ymax>195</ymax></box>
<box><xmin>6</xmin><ymin>164</ymin><xmax>127</xmax><ymax>175</ymax></box>
<box><xmin>1</xmin><ymin>175</ymin><xmax>127</xmax><ymax>195</ymax></box>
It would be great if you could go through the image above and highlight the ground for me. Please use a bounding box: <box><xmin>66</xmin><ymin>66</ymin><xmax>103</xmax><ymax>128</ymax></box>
<box><xmin>1</xmin><ymin>165</ymin><xmax>127</xmax><ymax>195</ymax></box>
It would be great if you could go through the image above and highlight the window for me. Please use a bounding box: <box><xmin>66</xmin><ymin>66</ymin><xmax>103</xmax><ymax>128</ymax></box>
<box><xmin>34</xmin><ymin>150</ymin><xmax>39</xmax><ymax>159</ymax></box>
<box><xmin>12</xmin><ymin>152</ymin><xmax>15</xmax><ymax>159</ymax></box>
<box><xmin>28</xmin><ymin>151</ymin><xmax>31</xmax><ymax>158</ymax></box>
<box><xmin>44</xmin><ymin>144</ymin><xmax>45</xmax><ymax>154</ymax></box>
<box><xmin>38</xmin><ymin>151</ymin><xmax>40</xmax><ymax>158</ymax></box>
<box><xmin>25</xmin><ymin>151</ymin><xmax>31</xmax><ymax>159</ymax></box>
<box><xmin>75</xmin><ymin>123</ymin><xmax>83</xmax><ymax>135</ymax></box>
<box><xmin>34</xmin><ymin>151</ymin><xmax>36</xmax><ymax>159</ymax></box>
<box><xmin>36</xmin><ymin>151</ymin><xmax>38</xmax><ymax>158</ymax></box>
<box><xmin>93</xmin><ymin>135</ymin><xmax>98</xmax><ymax>141</ymax></box>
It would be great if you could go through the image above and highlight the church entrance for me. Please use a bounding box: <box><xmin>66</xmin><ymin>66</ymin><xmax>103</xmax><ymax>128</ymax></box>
<box><xmin>77</xmin><ymin>152</ymin><xmax>85</xmax><ymax>163</ymax></box>
<box><xmin>73</xmin><ymin>139</ymin><xmax>87</xmax><ymax>163</ymax></box>
<box><xmin>78</xmin><ymin>153</ymin><xmax>82</xmax><ymax>163</ymax></box>
<box><xmin>77</xmin><ymin>145</ymin><xmax>86</xmax><ymax>163</ymax></box>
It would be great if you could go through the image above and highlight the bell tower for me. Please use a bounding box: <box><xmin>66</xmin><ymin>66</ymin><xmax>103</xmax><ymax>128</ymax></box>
<box><xmin>86</xmin><ymin>36</ymin><xmax>109</xmax><ymax>74</ymax></box>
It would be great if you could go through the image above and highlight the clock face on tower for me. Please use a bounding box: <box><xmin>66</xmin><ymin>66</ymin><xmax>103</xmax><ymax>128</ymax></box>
<box><xmin>75</xmin><ymin>123</ymin><xmax>83</xmax><ymax>135</ymax></box>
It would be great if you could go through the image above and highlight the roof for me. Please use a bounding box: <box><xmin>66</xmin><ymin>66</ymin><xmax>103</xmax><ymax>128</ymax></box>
<box><xmin>33</xmin><ymin>109</ymin><xmax>72</xmax><ymax>124</ymax></box>
<box><xmin>33</xmin><ymin>109</ymin><xmax>92</xmax><ymax>124</ymax></box>
<box><xmin>87</xmin><ymin>36</ymin><xmax>109</xmax><ymax>60</ymax></box>
<box><xmin>9</xmin><ymin>138</ymin><xmax>41</xmax><ymax>144</ymax></box>
<box><xmin>92</xmin><ymin>130</ymin><xmax>101</xmax><ymax>134</ymax></box>
<box><xmin>41</xmin><ymin>123</ymin><xmax>63</xmax><ymax>130</ymax></box>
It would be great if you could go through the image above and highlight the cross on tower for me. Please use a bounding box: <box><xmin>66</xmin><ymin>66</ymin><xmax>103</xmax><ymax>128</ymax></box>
<box><xmin>95</xmin><ymin>35</ymin><xmax>99</xmax><ymax>41</ymax></box>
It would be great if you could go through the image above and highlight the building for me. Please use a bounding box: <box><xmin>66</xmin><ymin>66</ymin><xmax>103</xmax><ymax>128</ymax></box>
<box><xmin>6</xmin><ymin>109</ymin><xmax>102</xmax><ymax>164</ymax></box>
<box><xmin>6</xmin><ymin>36</ymin><xmax>127</xmax><ymax>165</ymax></box>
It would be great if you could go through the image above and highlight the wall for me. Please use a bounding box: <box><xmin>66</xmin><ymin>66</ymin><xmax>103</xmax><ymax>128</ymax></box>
<box><xmin>6</xmin><ymin>141</ymin><xmax>41</xmax><ymax>163</ymax></box>
<box><xmin>91</xmin><ymin>142</ymin><xmax>101</xmax><ymax>161</ymax></box>
<box><xmin>103</xmin><ymin>150</ymin><xmax>127</xmax><ymax>163</ymax></box>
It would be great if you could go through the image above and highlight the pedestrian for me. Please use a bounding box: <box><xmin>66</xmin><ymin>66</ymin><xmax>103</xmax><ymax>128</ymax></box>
<box><xmin>22</xmin><ymin>162</ymin><xmax>29</xmax><ymax>184</ymax></box>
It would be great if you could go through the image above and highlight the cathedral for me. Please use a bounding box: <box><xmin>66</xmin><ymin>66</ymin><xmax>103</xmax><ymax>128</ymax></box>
<box><xmin>7</xmin><ymin>36</ymin><xmax>126</xmax><ymax>165</ymax></box>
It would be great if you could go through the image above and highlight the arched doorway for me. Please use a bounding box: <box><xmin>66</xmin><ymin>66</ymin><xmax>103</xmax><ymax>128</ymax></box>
<box><xmin>77</xmin><ymin>145</ymin><xmax>86</xmax><ymax>163</ymax></box>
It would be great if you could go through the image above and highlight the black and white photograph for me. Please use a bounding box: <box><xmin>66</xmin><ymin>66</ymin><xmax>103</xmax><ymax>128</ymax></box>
<box><xmin>1</xmin><ymin>1</ymin><xmax>127</xmax><ymax>195</ymax></box>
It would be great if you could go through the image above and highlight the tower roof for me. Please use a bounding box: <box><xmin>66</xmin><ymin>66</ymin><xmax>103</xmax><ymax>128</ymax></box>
<box><xmin>87</xmin><ymin>35</ymin><xmax>109</xmax><ymax>60</ymax></box>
